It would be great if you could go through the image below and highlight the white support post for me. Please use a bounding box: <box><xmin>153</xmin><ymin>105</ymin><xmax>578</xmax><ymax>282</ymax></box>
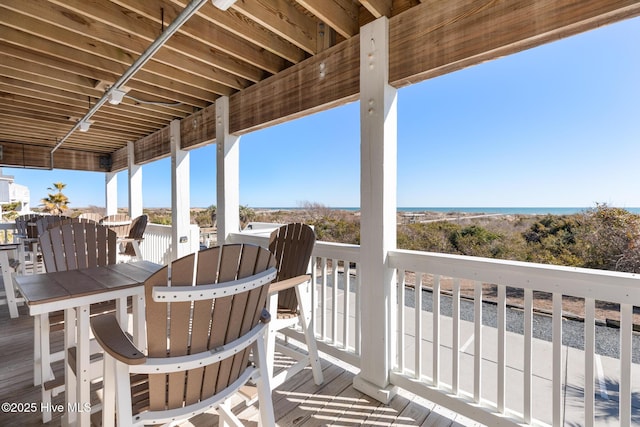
<box><xmin>352</xmin><ymin>16</ymin><xmax>398</xmax><ymax>404</ymax></box>
<box><xmin>215</xmin><ymin>96</ymin><xmax>240</xmax><ymax>243</ymax></box>
<box><xmin>105</xmin><ymin>172</ymin><xmax>118</xmax><ymax>216</ymax></box>
<box><xmin>170</xmin><ymin>119</ymin><xmax>191</xmax><ymax>260</ymax></box>
<box><xmin>128</xmin><ymin>141</ymin><xmax>143</xmax><ymax>218</ymax></box>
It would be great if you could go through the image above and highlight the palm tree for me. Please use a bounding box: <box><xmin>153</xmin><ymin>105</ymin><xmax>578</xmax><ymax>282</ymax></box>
<box><xmin>40</xmin><ymin>182</ymin><xmax>70</xmax><ymax>214</ymax></box>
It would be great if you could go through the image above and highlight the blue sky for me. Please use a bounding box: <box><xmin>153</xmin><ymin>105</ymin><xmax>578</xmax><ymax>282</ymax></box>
<box><xmin>5</xmin><ymin>17</ymin><xmax>639</xmax><ymax>209</ymax></box>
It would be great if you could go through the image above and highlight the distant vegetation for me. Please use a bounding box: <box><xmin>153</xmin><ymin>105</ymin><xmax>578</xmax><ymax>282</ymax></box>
<box><xmin>252</xmin><ymin>203</ymin><xmax>640</xmax><ymax>274</ymax></box>
<box><xmin>53</xmin><ymin>201</ymin><xmax>640</xmax><ymax>274</ymax></box>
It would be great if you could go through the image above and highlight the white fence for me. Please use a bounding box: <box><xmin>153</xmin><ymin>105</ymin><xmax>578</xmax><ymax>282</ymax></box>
<box><xmin>229</xmin><ymin>230</ymin><xmax>639</xmax><ymax>427</ymax></box>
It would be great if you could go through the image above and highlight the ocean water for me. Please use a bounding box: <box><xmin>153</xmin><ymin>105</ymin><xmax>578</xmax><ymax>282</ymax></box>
<box><xmin>261</xmin><ymin>207</ymin><xmax>640</xmax><ymax>215</ymax></box>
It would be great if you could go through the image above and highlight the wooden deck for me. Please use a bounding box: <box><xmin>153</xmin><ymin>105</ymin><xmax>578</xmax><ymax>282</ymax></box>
<box><xmin>0</xmin><ymin>304</ymin><xmax>479</xmax><ymax>427</ymax></box>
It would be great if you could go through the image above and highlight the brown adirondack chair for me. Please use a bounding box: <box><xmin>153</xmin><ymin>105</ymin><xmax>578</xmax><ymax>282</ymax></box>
<box><xmin>91</xmin><ymin>243</ymin><xmax>276</xmax><ymax>426</ymax></box>
<box><xmin>35</xmin><ymin>222</ymin><xmax>117</xmax><ymax>422</ymax></box>
<box><xmin>266</xmin><ymin>223</ymin><xmax>324</xmax><ymax>388</ymax></box>
<box><xmin>100</xmin><ymin>213</ymin><xmax>132</xmax><ymax>239</ymax></box>
<box><xmin>78</xmin><ymin>212</ymin><xmax>103</xmax><ymax>222</ymax></box>
<box><xmin>118</xmin><ymin>214</ymin><xmax>148</xmax><ymax>262</ymax></box>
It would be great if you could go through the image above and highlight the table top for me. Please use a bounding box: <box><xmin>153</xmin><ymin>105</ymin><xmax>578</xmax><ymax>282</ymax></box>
<box><xmin>14</xmin><ymin>261</ymin><xmax>162</xmax><ymax>310</ymax></box>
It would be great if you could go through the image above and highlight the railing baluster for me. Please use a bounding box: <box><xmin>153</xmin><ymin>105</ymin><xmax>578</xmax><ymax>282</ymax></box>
<box><xmin>312</xmin><ymin>256</ymin><xmax>319</xmax><ymax>338</ymax></box>
<box><xmin>433</xmin><ymin>274</ymin><xmax>440</xmax><ymax>387</ymax></box>
<box><xmin>332</xmin><ymin>258</ymin><xmax>338</xmax><ymax>345</ymax></box>
<box><xmin>584</xmin><ymin>297</ymin><xmax>595</xmax><ymax>427</ymax></box>
<box><xmin>343</xmin><ymin>260</ymin><xmax>350</xmax><ymax>351</ymax></box>
<box><xmin>398</xmin><ymin>269</ymin><xmax>406</xmax><ymax>371</ymax></box>
<box><xmin>552</xmin><ymin>292</ymin><xmax>563</xmax><ymax>426</ymax></box>
<box><xmin>524</xmin><ymin>288</ymin><xmax>533</xmax><ymax>424</ymax></box>
<box><xmin>355</xmin><ymin>262</ymin><xmax>361</xmax><ymax>355</ymax></box>
<box><xmin>320</xmin><ymin>257</ymin><xmax>328</xmax><ymax>341</ymax></box>
<box><xmin>620</xmin><ymin>303</ymin><xmax>632</xmax><ymax>427</ymax></box>
<box><xmin>474</xmin><ymin>281</ymin><xmax>483</xmax><ymax>404</ymax></box>
<box><xmin>497</xmin><ymin>284</ymin><xmax>506</xmax><ymax>413</ymax></box>
<box><xmin>452</xmin><ymin>278</ymin><xmax>460</xmax><ymax>395</ymax></box>
<box><xmin>415</xmin><ymin>272</ymin><xmax>422</xmax><ymax>380</ymax></box>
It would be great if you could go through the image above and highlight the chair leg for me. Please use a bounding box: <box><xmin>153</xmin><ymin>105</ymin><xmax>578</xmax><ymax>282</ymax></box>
<box><xmin>114</xmin><ymin>359</ymin><xmax>133</xmax><ymax>427</ymax></box>
<box><xmin>295</xmin><ymin>283</ymin><xmax>323</xmax><ymax>385</ymax></box>
<box><xmin>101</xmin><ymin>354</ymin><xmax>116</xmax><ymax>427</ymax></box>
<box><xmin>254</xmin><ymin>335</ymin><xmax>275</xmax><ymax>427</ymax></box>
<box><xmin>265</xmin><ymin>292</ymin><xmax>278</xmax><ymax>382</ymax></box>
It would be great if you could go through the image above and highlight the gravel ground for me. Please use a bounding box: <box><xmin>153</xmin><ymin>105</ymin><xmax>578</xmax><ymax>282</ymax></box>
<box><xmin>403</xmin><ymin>287</ymin><xmax>640</xmax><ymax>364</ymax></box>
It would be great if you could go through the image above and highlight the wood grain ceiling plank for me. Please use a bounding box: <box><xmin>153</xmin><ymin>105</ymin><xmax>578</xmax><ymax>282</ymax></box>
<box><xmin>45</xmin><ymin>0</ymin><xmax>252</xmax><ymax>90</ymax></box>
<box><xmin>0</xmin><ymin>65</ymin><xmax>172</xmax><ymax>132</ymax></box>
<box><xmin>0</xmin><ymin>114</ymin><xmax>141</xmax><ymax>143</ymax></box>
<box><xmin>232</xmin><ymin>0</ymin><xmax>318</xmax><ymax>54</ymax></box>
<box><xmin>0</xmin><ymin>100</ymin><xmax>159</xmax><ymax>134</ymax></box>
<box><xmin>0</xmin><ymin>41</ymin><xmax>199</xmax><ymax>120</ymax></box>
<box><xmin>0</xmin><ymin>4</ymin><xmax>226</xmax><ymax>103</ymax></box>
<box><xmin>0</xmin><ymin>79</ymin><xmax>178</xmax><ymax>125</ymax></box>
<box><xmin>296</xmin><ymin>0</ymin><xmax>359</xmax><ymax>38</ymax></box>
<box><xmin>359</xmin><ymin>0</ymin><xmax>392</xmax><ymax>18</ymax></box>
<box><xmin>110</xmin><ymin>0</ymin><xmax>278</xmax><ymax>79</ymax></box>
<box><xmin>170</xmin><ymin>0</ymin><xmax>305</xmax><ymax>64</ymax></box>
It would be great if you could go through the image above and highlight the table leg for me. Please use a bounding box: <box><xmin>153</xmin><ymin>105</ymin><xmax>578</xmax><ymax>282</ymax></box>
<box><xmin>34</xmin><ymin>314</ymin><xmax>54</xmax><ymax>385</ymax></box>
<box><xmin>75</xmin><ymin>304</ymin><xmax>91</xmax><ymax>426</ymax></box>
<box><xmin>64</xmin><ymin>307</ymin><xmax>77</xmax><ymax>427</ymax></box>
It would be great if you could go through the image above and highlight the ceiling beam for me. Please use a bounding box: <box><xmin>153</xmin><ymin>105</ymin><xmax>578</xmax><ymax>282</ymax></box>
<box><xmin>232</xmin><ymin>0</ymin><xmax>319</xmax><ymax>54</ymax></box>
<box><xmin>296</xmin><ymin>0</ymin><xmax>360</xmax><ymax>39</ymax></box>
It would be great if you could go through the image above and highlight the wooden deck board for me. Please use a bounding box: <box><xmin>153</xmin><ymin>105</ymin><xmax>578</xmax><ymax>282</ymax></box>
<box><xmin>0</xmin><ymin>304</ymin><xmax>464</xmax><ymax>426</ymax></box>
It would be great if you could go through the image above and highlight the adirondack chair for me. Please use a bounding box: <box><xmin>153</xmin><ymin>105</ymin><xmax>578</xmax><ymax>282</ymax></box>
<box><xmin>14</xmin><ymin>213</ymin><xmax>42</xmax><ymax>273</ymax></box>
<box><xmin>78</xmin><ymin>212</ymin><xmax>103</xmax><ymax>222</ymax></box>
<box><xmin>118</xmin><ymin>214</ymin><xmax>148</xmax><ymax>262</ymax></box>
<box><xmin>266</xmin><ymin>223</ymin><xmax>324</xmax><ymax>388</ymax></box>
<box><xmin>91</xmin><ymin>243</ymin><xmax>276</xmax><ymax>426</ymax></box>
<box><xmin>100</xmin><ymin>213</ymin><xmax>132</xmax><ymax>239</ymax></box>
<box><xmin>35</xmin><ymin>222</ymin><xmax>117</xmax><ymax>422</ymax></box>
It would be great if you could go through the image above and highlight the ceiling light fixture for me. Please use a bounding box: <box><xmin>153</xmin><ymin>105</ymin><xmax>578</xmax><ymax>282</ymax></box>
<box><xmin>107</xmin><ymin>88</ymin><xmax>128</xmax><ymax>105</ymax></box>
<box><xmin>212</xmin><ymin>0</ymin><xmax>237</xmax><ymax>11</ymax></box>
<box><xmin>78</xmin><ymin>119</ymin><xmax>93</xmax><ymax>132</ymax></box>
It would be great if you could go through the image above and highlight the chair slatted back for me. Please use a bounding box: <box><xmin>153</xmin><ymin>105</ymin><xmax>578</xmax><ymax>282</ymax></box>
<box><xmin>101</xmin><ymin>213</ymin><xmax>132</xmax><ymax>239</ymax></box>
<box><xmin>78</xmin><ymin>212</ymin><xmax>103</xmax><ymax>222</ymax></box>
<box><xmin>269</xmin><ymin>223</ymin><xmax>316</xmax><ymax>312</ymax></box>
<box><xmin>142</xmin><ymin>244</ymin><xmax>275</xmax><ymax>413</ymax></box>
<box><xmin>35</xmin><ymin>215</ymin><xmax>72</xmax><ymax>236</ymax></box>
<box><xmin>123</xmin><ymin>214</ymin><xmax>148</xmax><ymax>256</ymax></box>
<box><xmin>39</xmin><ymin>222</ymin><xmax>117</xmax><ymax>272</ymax></box>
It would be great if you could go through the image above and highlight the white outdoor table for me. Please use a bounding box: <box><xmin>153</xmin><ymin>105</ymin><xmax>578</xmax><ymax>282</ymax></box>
<box><xmin>14</xmin><ymin>260</ymin><xmax>162</xmax><ymax>426</ymax></box>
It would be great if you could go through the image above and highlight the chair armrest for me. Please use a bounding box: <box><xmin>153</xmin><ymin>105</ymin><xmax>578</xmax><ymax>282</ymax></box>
<box><xmin>269</xmin><ymin>274</ymin><xmax>311</xmax><ymax>294</ymax></box>
<box><xmin>118</xmin><ymin>237</ymin><xmax>140</xmax><ymax>243</ymax></box>
<box><xmin>91</xmin><ymin>314</ymin><xmax>146</xmax><ymax>365</ymax></box>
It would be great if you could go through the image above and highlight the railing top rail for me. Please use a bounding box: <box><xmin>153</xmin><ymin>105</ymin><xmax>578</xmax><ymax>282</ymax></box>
<box><xmin>228</xmin><ymin>232</ymin><xmax>361</xmax><ymax>262</ymax></box>
<box><xmin>389</xmin><ymin>248</ymin><xmax>640</xmax><ymax>305</ymax></box>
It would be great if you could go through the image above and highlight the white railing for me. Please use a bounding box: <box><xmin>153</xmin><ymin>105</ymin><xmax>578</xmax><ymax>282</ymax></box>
<box><xmin>388</xmin><ymin>250</ymin><xmax>640</xmax><ymax>427</ymax></box>
<box><xmin>228</xmin><ymin>230</ymin><xmax>640</xmax><ymax>427</ymax></box>
<box><xmin>141</xmin><ymin>223</ymin><xmax>200</xmax><ymax>265</ymax></box>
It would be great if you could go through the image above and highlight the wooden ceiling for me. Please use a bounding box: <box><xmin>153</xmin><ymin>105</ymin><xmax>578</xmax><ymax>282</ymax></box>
<box><xmin>1</xmin><ymin>0</ymin><xmax>639</xmax><ymax>172</ymax></box>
